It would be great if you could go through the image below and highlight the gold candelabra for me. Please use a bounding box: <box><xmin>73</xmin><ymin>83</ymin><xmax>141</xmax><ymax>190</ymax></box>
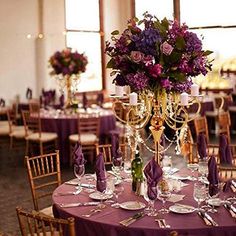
<box><xmin>111</xmin><ymin>90</ymin><xmax>202</xmax><ymax>164</ymax></box>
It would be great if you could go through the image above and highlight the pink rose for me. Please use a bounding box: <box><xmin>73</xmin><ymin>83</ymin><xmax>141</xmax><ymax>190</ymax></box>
<box><xmin>130</xmin><ymin>51</ymin><xmax>144</xmax><ymax>63</ymax></box>
<box><xmin>149</xmin><ymin>64</ymin><xmax>163</xmax><ymax>78</ymax></box>
<box><xmin>160</xmin><ymin>41</ymin><xmax>173</xmax><ymax>56</ymax></box>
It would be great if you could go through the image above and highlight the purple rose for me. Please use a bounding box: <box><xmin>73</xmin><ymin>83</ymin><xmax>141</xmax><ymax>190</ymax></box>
<box><xmin>130</xmin><ymin>51</ymin><xmax>144</xmax><ymax>63</ymax></box>
<box><xmin>160</xmin><ymin>41</ymin><xmax>173</xmax><ymax>56</ymax></box>
<box><xmin>149</xmin><ymin>64</ymin><xmax>162</xmax><ymax>78</ymax></box>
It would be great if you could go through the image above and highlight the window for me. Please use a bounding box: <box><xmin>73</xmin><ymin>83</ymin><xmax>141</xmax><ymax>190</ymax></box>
<box><xmin>65</xmin><ymin>0</ymin><xmax>103</xmax><ymax>92</ymax></box>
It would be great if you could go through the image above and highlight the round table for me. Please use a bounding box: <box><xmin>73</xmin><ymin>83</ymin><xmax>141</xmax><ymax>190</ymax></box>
<box><xmin>52</xmin><ymin>172</ymin><xmax>236</xmax><ymax>236</ymax></box>
<box><xmin>39</xmin><ymin>108</ymin><xmax>116</xmax><ymax>165</ymax></box>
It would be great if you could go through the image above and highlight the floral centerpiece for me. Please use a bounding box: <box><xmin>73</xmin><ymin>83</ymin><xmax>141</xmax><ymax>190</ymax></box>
<box><xmin>49</xmin><ymin>48</ymin><xmax>88</xmax><ymax>107</ymax></box>
<box><xmin>105</xmin><ymin>13</ymin><xmax>214</xmax><ymax>164</ymax></box>
<box><xmin>105</xmin><ymin>12</ymin><xmax>213</xmax><ymax>95</ymax></box>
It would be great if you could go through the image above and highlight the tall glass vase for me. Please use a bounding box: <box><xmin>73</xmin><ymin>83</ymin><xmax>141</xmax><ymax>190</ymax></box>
<box><xmin>65</xmin><ymin>75</ymin><xmax>72</xmax><ymax>108</ymax></box>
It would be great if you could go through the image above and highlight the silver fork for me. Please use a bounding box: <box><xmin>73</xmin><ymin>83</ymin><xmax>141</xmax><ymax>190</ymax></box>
<box><xmin>155</xmin><ymin>216</ymin><xmax>170</xmax><ymax>228</ymax></box>
<box><xmin>82</xmin><ymin>209</ymin><xmax>102</xmax><ymax>218</ymax></box>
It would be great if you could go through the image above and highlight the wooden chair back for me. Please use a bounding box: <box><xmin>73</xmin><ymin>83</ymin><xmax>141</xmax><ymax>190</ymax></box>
<box><xmin>78</xmin><ymin>115</ymin><xmax>100</xmax><ymax>137</ymax></box>
<box><xmin>95</xmin><ymin>143</ymin><xmax>129</xmax><ymax>164</ymax></box>
<box><xmin>16</xmin><ymin>207</ymin><xmax>75</xmax><ymax>236</ymax></box>
<box><xmin>25</xmin><ymin>151</ymin><xmax>61</xmax><ymax>211</ymax></box>
<box><xmin>22</xmin><ymin>110</ymin><xmax>41</xmax><ymax>137</ymax></box>
<box><xmin>218</xmin><ymin>111</ymin><xmax>231</xmax><ymax>142</ymax></box>
<box><xmin>29</xmin><ymin>100</ymin><xmax>40</xmax><ymax>114</ymax></box>
<box><xmin>218</xmin><ymin>165</ymin><xmax>236</xmax><ymax>181</ymax></box>
<box><xmin>194</xmin><ymin>116</ymin><xmax>209</xmax><ymax>143</ymax></box>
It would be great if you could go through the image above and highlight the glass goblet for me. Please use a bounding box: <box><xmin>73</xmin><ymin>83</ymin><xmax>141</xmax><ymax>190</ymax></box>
<box><xmin>111</xmin><ymin>185</ymin><xmax>124</xmax><ymax>208</ymax></box>
<box><xmin>193</xmin><ymin>181</ymin><xmax>207</xmax><ymax>212</ymax></box>
<box><xmin>143</xmin><ymin>181</ymin><xmax>158</xmax><ymax>216</ymax></box>
<box><xmin>158</xmin><ymin>180</ymin><xmax>171</xmax><ymax>214</ymax></box>
<box><xmin>198</xmin><ymin>159</ymin><xmax>208</xmax><ymax>180</ymax></box>
<box><xmin>74</xmin><ymin>164</ymin><xmax>85</xmax><ymax>191</ymax></box>
<box><xmin>112</xmin><ymin>157</ymin><xmax>123</xmax><ymax>177</ymax></box>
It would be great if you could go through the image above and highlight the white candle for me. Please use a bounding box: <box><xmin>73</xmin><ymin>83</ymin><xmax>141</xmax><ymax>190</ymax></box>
<box><xmin>191</xmin><ymin>83</ymin><xmax>199</xmax><ymax>96</ymax></box>
<box><xmin>180</xmin><ymin>92</ymin><xmax>188</xmax><ymax>106</ymax></box>
<box><xmin>115</xmin><ymin>85</ymin><xmax>123</xmax><ymax>97</ymax></box>
<box><xmin>129</xmin><ymin>92</ymin><xmax>138</xmax><ymax>105</ymax></box>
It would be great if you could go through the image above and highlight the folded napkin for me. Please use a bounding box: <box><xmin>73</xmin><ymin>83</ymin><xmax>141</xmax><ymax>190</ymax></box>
<box><xmin>59</xmin><ymin>94</ymin><xmax>65</xmax><ymax>108</ymax></box>
<box><xmin>144</xmin><ymin>157</ymin><xmax>163</xmax><ymax>200</ymax></box>
<box><xmin>219</xmin><ymin>134</ymin><xmax>230</xmax><ymax>164</ymax></box>
<box><xmin>26</xmin><ymin>88</ymin><xmax>32</xmax><ymax>99</ymax></box>
<box><xmin>111</xmin><ymin>132</ymin><xmax>122</xmax><ymax>166</ymax></box>
<box><xmin>0</xmin><ymin>98</ymin><xmax>5</xmax><ymax>107</ymax></box>
<box><xmin>73</xmin><ymin>142</ymin><xmax>86</xmax><ymax>166</ymax></box>
<box><xmin>82</xmin><ymin>92</ymin><xmax>88</xmax><ymax>110</ymax></box>
<box><xmin>97</xmin><ymin>93</ymin><xmax>104</xmax><ymax>107</ymax></box>
<box><xmin>167</xmin><ymin>194</ymin><xmax>185</xmax><ymax>203</ymax></box>
<box><xmin>207</xmin><ymin>156</ymin><xmax>219</xmax><ymax>196</ymax></box>
<box><xmin>95</xmin><ymin>153</ymin><xmax>106</xmax><ymax>192</ymax></box>
<box><xmin>197</xmin><ymin>133</ymin><xmax>207</xmax><ymax>159</ymax></box>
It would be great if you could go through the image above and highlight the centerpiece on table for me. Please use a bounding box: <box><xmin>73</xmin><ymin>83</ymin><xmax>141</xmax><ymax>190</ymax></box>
<box><xmin>49</xmin><ymin>48</ymin><xmax>88</xmax><ymax>108</ymax></box>
<box><xmin>105</xmin><ymin>12</ymin><xmax>213</xmax><ymax>163</ymax></box>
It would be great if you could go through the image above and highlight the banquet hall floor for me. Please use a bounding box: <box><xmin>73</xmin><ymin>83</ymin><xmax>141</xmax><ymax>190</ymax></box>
<box><xmin>0</xmin><ymin>133</ymin><xmax>225</xmax><ymax>235</ymax></box>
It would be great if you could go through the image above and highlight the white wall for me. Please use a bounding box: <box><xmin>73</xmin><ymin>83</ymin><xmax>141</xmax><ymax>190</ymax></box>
<box><xmin>0</xmin><ymin>0</ymin><xmax>131</xmax><ymax>105</ymax></box>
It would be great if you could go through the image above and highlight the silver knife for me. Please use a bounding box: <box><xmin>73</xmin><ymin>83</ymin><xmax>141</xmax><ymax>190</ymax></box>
<box><xmin>120</xmin><ymin>212</ymin><xmax>145</xmax><ymax>226</ymax></box>
<box><xmin>59</xmin><ymin>202</ymin><xmax>100</xmax><ymax>208</ymax></box>
<box><xmin>198</xmin><ymin>212</ymin><xmax>211</xmax><ymax>226</ymax></box>
<box><xmin>224</xmin><ymin>204</ymin><xmax>236</xmax><ymax>218</ymax></box>
<box><xmin>204</xmin><ymin>212</ymin><xmax>218</xmax><ymax>226</ymax></box>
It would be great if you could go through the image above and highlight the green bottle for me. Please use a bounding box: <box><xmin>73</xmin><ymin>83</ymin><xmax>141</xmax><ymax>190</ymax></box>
<box><xmin>131</xmin><ymin>146</ymin><xmax>143</xmax><ymax>192</ymax></box>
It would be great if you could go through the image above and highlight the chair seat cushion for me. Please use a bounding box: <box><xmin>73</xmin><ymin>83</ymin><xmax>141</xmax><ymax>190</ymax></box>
<box><xmin>10</xmin><ymin>129</ymin><xmax>26</xmax><ymax>138</ymax></box>
<box><xmin>0</xmin><ymin>125</ymin><xmax>10</xmax><ymax>135</ymax></box>
<box><xmin>69</xmin><ymin>133</ymin><xmax>98</xmax><ymax>144</ymax></box>
<box><xmin>26</xmin><ymin>132</ymin><xmax>57</xmax><ymax>142</ymax></box>
<box><xmin>0</xmin><ymin>121</ymin><xmax>9</xmax><ymax>126</ymax></box>
<box><xmin>39</xmin><ymin>206</ymin><xmax>54</xmax><ymax>217</ymax></box>
<box><xmin>205</xmin><ymin>111</ymin><xmax>218</xmax><ymax>117</ymax></box>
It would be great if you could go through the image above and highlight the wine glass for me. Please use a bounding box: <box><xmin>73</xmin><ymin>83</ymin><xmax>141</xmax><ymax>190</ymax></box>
<box><xmin>157</xmin><ymin>180</ymin><xmax>171</xmax><ymax>214</ymax></box>
<box><xmin>112</xmin><ymin>156</ymin><xmax>123</xmax><ymax>178</ymax></box>
<box><xmin>143</xmin><ymin>180</ymin><xmax>158</xmax><ymax>216</ymax></box>
<box><xmin>111</xmin><ymin>185</ymin><xmax>124</xmax><ymax>208</ymax></box>
<box><xmin>74</xmin><ymin>164</ymin><xmax>85</xmax><ymax>191</ymax></box>
<box><xmin>162</xmin><ymin>156</ymin><xmax>172</xmax><ymax>177</ymax></box>
<box><xmin>193</xmin><ymin>182</ymin><xmax>208</xmax><ymax>212</ymax></box>
<box><xmin>198</xmin><ymin>158</ymin><xmax>208</xmax><ymax>181</ymax></box>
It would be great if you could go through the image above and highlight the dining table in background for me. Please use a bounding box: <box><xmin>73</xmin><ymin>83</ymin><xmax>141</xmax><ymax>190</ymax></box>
<box><xmin>39</xmin><ymin>108</ymin><xmax>116</xmax><ymax>165</ymax></box>
<box><xmin>52</xmin><ymin>170</ymin><xmax>236</xmax><ymax>236</ymax></box>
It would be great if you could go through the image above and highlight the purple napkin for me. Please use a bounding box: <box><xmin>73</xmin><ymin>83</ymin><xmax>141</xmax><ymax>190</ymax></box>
<box><xmin>207</xmin><ymin>156</ymin><xmax>219</xmax><ymax>196</ymax></box>
<box><xmin>197</xmin><ymin>133</ymin><xmax>207</xmax><ymax>159</ymax></box>
<box><xmin>219</xmin><ymin>134</ymin><xmax>233</xmax><ymax>165</ymax></box>
<box><xmin>97</xmin><ymin>93</ymin><xmax>104</xmax><ymax>106</ymax></box>
<box><xmin>59</xmin><ymin>94</ymin><xmax>65</xmax><ymax>108</ymax></box>
<box><xmin>82</xmin><ymin>92</ymin><xmax>88</xmax><ymax>110</ymax></box>
<box><xmin>111</xmin><ymin>132</ymin><xmax>122</xmax><ymax>166</ymax></box>
<box><xmin>144</xmin><ymin>157</ymin><xmax>163</xmax><ymax>200</ymax></box>
<box><xmin>73</xmin><ymin>142</ymin><xmax>86</xmax><ymax>166</ymax></box>
<box><xmin>95</xmin><ymin>153</ymin><xmax>107</xmax><ymax>192</ymax></box>
<box><xmin>26</xmin><ymin>88</ymin><xmax>32</xmax><ymax>99</ymax></box>
<box><xmin>223</xmin><ymin>180</ymin><xmax>232</xmax><ymax>193</ymax></box>
<box><xmin>0</xmin><ymin>98</ymin><xmax>5</xmax><ymax>107</ymax></box>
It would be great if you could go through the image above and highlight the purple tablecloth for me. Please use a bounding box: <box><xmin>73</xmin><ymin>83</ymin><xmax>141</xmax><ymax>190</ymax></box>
<box><xmin>40</xmin><ymin>110</ymin><xmax>116</xmax><ymax>165</ymax></box>
<box><xmin>52</xmin><ymin>171</ymin><xmax>236</xmax><ymax>236</ymax></box>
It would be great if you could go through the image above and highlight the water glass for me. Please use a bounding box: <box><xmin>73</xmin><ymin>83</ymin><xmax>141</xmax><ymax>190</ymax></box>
<box><xmin>74</xmin><ymin>164</ymin><xmax>85</xmax><ymax>191</ymax></box>
<box><xmin>198</xmin><ymin>159</ymin><xmax>208</xmax><ymax>179</ymax></box>
<box><xmin>111</xmin><ymin>185</ymin><xmax>124</xmax><ymax>208</ymax></box>
<box><xmin>193</xmin><ymin>182</ymin><xmax>207</xmax><ymax>211</ymax></box>
<box><xmin>143</xmin><ymin>180</ymin><xmax>158</xmax><ymax>216</ymax></box>
<box><xmin>158</xmin><ymin>180</ymin><xmax>171</xmax><ymax>214</ymax></box>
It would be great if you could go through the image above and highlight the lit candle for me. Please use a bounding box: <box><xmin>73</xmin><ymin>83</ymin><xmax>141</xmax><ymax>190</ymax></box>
<box><xmin>129</xmin><ymin>92</ymin><xmax>138</xmax><ymax>105</ymax></box>
<box><xmin>191</xmin><ymin>83</ymin><xmax>199</xmax><ymax>96</ymax></box>
<box><xmin>115</xmin><ymin>85</ymin><xmax>123</xmax><ymax>97</ymax></box>
<box><xmin>180</xmin><ymin>92</ymin><xmax>188</xmax><ymax>106</ymax></box>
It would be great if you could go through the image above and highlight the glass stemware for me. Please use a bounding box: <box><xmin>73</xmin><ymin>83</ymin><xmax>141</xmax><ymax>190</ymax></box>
<box><xmin>112</xmin><ymin>157</ymin><xmax>123</xmax><ymax>178</ymax></box>
<box><xmin>198</xmin><ymin>158</ymin><xmax>208</xmax><ymax>181</ymax></box>
<box><xmin>111</xmin><ymin>185</ymin><xmax>124</xmax><ymax>208</ymax></box>
<box><xmin>158</xmin><ymin>180</ymin><xmax>171</xmax><ymax>214</ymax></box>
<box><xmin>143</xmin><ymin>180</ymin><xmax>158</xmax><ymax>216</ymax></box>
<box><xmin>74</xmin><ymin>164</ymin><xmax>85</xmax><ymax>191</ymax></box>
<box><xmin>193</xmin><ymin>182</ymin><xmax>208</xmax><ymax>212</ymax></box>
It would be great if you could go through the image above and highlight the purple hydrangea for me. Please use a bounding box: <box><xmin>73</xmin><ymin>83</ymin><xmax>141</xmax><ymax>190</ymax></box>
<box><xmin>172</xmin><ymin>79</ymin><xmax>193</xmax><ymax>93</ymax></box>
<box><xmin>184</xmin><ymin>31</ymin><xmax>202</xmax><ymax>53</ymax></box>
<box><xmin>114</xmin><ymin>74</ymin><xmax>127</xmax><ymax>86</ymax></box>
<box><xmin>126</xmin><ymin>72</ymin><xmax>149</xmax><ymax>91</ymax></box>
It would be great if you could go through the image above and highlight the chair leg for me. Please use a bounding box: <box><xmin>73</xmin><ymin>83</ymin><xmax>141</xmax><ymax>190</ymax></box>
<box><xmin>25</xmin><ymin>140</ymin><xmax>29</xmax><ymax>156</ymax></box>
<box><xmin>40</xmin><ymin>142</ymin><xmax>44</xmax><ymax>155</ymax></box>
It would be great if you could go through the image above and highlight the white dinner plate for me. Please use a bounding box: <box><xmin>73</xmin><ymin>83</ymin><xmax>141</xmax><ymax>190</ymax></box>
<box><xmin>169</xmin><ymin>204</ymin><xmax>195</xmax><ymax>214</ymax></box>
<box><xmin>89</xmin><ymin>192</ymin><xmax>113</xmax><ymax>200</ymax></box>
<box><xmin>119</xmin><ymin>201</ymin><xmax>146</xmax><ymax>211</ymax></box>
<box><xmin>171</xmin><ymin>175</ymin><xmax>192</xmax><ymax>181</ymax></box>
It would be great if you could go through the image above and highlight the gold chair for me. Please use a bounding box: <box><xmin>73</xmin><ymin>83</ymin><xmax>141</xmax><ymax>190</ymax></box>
<box><xmin>69</xmin><ymin>115</ymin><xmax>100</xmax><ymax>165</ymax></box>
<box><xmin>194</xmin><ymin>116</ymin><xmax>210</xmax><ymax>143</ymax></box>
<box><xmin>22</xmin><ymin>110</ymin><xmax>58</xmax><ymax>155</ymax></box>
<box><xmin>16</xmin><ymin>207</ymin><xmax>75</xmax><ymax>236</ymax></box>
<box><xmin>95</xmin><ymin>143</ymin><xmax>129</xmax><ymax>164</ymax></box>
<box><xmin>29</xmin><ymin>99</ymin><xmax>40</xmax><ymax>114</ymax></box>
<box><xmin>218</xmin><ymin>111</ymin><xmax>231</xmax><ymax>142</ymax></box>
<box><xmin>6</xmin><ymin>109</ymin><xmax>25</xmax><ymax>149</ymax></box>
<box><xmin>25</xmin><ymin>151</ymin><xmax>61</xmax><ymax>216</ymax></box>
<box><xmin>218</xmin><ymin>165</ymin><xmax>236</xmax><ymax>181</ymax></box>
